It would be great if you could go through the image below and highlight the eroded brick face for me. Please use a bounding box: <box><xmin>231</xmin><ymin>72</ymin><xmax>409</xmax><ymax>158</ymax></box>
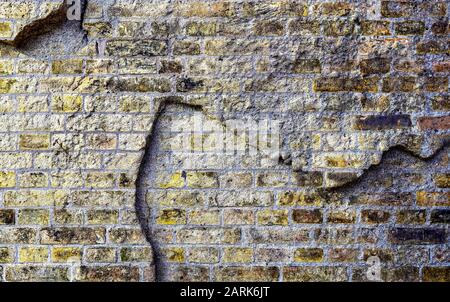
<box><xmin>0</xmin><ymin>0</ymin><xmax>449</xmax><ymax>282</ymax></box>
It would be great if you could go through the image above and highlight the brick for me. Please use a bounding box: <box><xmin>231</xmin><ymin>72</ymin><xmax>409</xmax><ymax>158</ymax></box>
<box><xmin>215</xmin><ymin>267</ymin><xmax>279</xmax><ymax>282</ymax></box>
<box><xmin>314</xmin><ymin>77</ymin><xmax>379</xmax><ymax>92</ymax></box>
<box><xmin>188</xmin><ymin>247</ymin><xmax>219</xmax><ymax>264</ymax></box>
<box><xmin>257</xmin><ymin>210</ymin><xmax>289</xmax><ymax>226</ymax></box>
<box><xmin>434</xmin><ymin>174</ymin><xmax>450</xmax><ymax>188</ymax></box>
<box><xmin>248</xmin><ymin>228</ymin><xmax>310</xmax><ymax>244</ymax></box>
<box><xmin>254</xmin><ymin>20</ymin><xmax>284</xmax><ymax>36</ymax></box>
<box><xmin>40</xmin><ymin>228</ymin><xmax>106</xmax><ymax>245</ymax></box>
<box><xmin>423</xmin><ymin>267</ymin><xmax>450</xmax><ymax>282</ymax></box>
<box><xmin>108</xmin><ymin>228</ymin><xmax>146</xmax><ymax>244</ymax></box>
<box><xmin>418</xmin><ymin>116</ymin><xmax>450</xmax><ymax>131</ymax></box>
<box><xmin>19</xmin><ymin>134</ymin><xmax>50</xmax><ymax>150</ymax></box>
<box><xmin>105</xmin><ymin>40</ymin><xmax>167</xmax><ymax>57</ymax></box>
<box><xmin>121</xmin><ymin>247</ymin><xmax>153</xmax><ymax>262</ymax></box>
<box><xmin>6</xmin><ymin>266</ymin><xmax>69</xmax><ymax>282</ymax></box>
<box><xmin>327</xmin><ymin>211</ymin><xmax>356</xmax><ymax>224</ymax></box>
<box><xmin>329</xmin><ymin>248</ymin><xmax>358</xmax><ymax>262</ymax></box>
<box><xmin>292</xmin><ymin>59</ymin><xmax>321</xmax><ymax>73</ymax></box>
<box><xmin>85</xmin><ymin>248</ymin><xmax>116</xmax><ymax>263</ymax></box>
<box><xmin>294</xmin><ymin>248</ymin><xmax>323</xmax><ymax>262</ymax></box>
<box><xmin>157</xmin><ymin>209</ymin><xmax>187</xmax><ymax>225</ymax></box>
<box><xmin>431</xmin><ymin>210</ymin><xmax>450</xmax><ymax>224</ymax></box>
<box><xmin>361</xmin><ymin>21</ymin><xmax>391</xmax><ymax>36</ymax></box>
<box><xmin>288</xmin><ymin>20</ymin><xmax>320</xmax><ymax>35</ymax></box>
<box><xmin>361</xmin><ymin>210</ymin><xmax>391</xmax><ymax>224</ymax></box>
<box><xmin>315</xmin><ymin>2</ymin><xmax>353</xmax><ymax>16</ymax></box>
<box><xmin>0</xmin><ymin>247</ymin><xmax>14</xmax><ymax>263</ymax></box>
<box><xmin>423</xmin><ymin>77</ymin><xmax>448</xmax><ymax>92</ymax></box>
<box><xmin>18</xmin><ymin>247</ymin><xmax>48</xmax><ymax>263</ymax></box>
<box><xmin>0</xmin><ymin>228</ymin><xmax>36</xmax><ymax>244</ymax></box>
<box><xmin>176</xmin><ymin>228</ymin><xmax>241</xmax><ymax>244</ymax></box>
<box><xmin>223</xmin><ymin>248</ymin><xmax>253</xmax><ymax>263</ymax></box>
<box><xmin>76</xmin><ymin>266</ymin><xmax>140</xmax><ymax>282</ymax></box>
<box><xmin>52</xmin><ymin>59</ymin><xmax>83</xmax><ymax>74</ymax></box>
<box><xmin>417</xmin><ymin>40</ymin><xmax>447</xmax><ymax>54</ymax></box>
<box><xmin>350</xmin><ymin>193</ymin><xmax>413</xmax><ymax>206</ymax></box>
<box><xmin>381</xmin><ymin>1</ymin><xmax>414</xmax><ymax>18</ymax></box>
<box><xmin>417</xmin><ymin>192</ymin><xmax>450</xmax><ymax>206</ymax></box>
<box><xmin>18</xmin><ymin>209</ymin><xmax>49</xmax><ymax>225</ymax></box>
<box><xmin>186</xmin><ymin>171</ymin><xmax>219</xmax><ymax>188</ymax></box>
<box><xmin>396</xmin><ymin>210</ymin><xmax>426</xmax><ymax>224</ymax></box>
<box><xmin>51</xmin><ymin>94</ymin><xmax>82</xmax><ymax>112</ymax></box>
<box><xmin>279</xmin><ymin>191</ymin><xmax>323</xmax><ymax>206</ymax></box>
<box><xmin>353</xmin><ymin>115</ymin><xmax>411</xmax><ymax>130</ymax></box>
<box><xmin>52</xmin><ymin>247</ymin><xmax>82</xmax><ymax>263</ymax></box>
<box><xmin>431</xmin><ymin>21</ymin><xmax>449</xmax><ymax>35</ymax></box>
<box><xmin>173</xmin><ymin>41</ymin><xmax>201</xmax><ymax>55</ymax></box>
<box><xmin>0</xmin><ymin>209</ymin><xmax>15</xmax><ymax>225</ymax></box>
<box><xmin>292</xmin><ymin>209</ymin><xmax>323</xmax><ymax>224</ymax></box>
<box><xmin>223</xmin><ymin>209</ymin><xmax>254</xmax><ymax>225</ymax></box>
<box><xmin>382</xmin><ymin>77</ymin><xmax>418</xmax><ymax>92</ymax></box>
<box><xmin>389</xmin><ymin>228</ymin><xmax>447</xmax><ymax>244</ymax></box>
<box><xmin>323</xmin><ymin>20</ymin><xmax>355</xmax><ymax>36</ymax></box>
<box><xmin>283</xmin><ymin>266</ymin><xmax>348</xmax><ymax>282</ymax></box>
<box><xmin>359</xmin><ymin>58</ymin><xmax>391</xmax><ymax>74</ymax></box>
<box><xmin>395</xmin><ymin>21</ymin><xmax>425</xmax><ymax>35</ymax></box>
<box><xmin>0</xmin><ymin>171</ymin><xmax>15</xmax><ymax>188</ymax></box>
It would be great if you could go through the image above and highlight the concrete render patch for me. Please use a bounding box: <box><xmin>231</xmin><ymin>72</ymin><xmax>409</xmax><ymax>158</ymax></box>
<box><xmin>0</xmin><ymin>0</ymin><xmax>448</xmax><ymax>282</ymax></box>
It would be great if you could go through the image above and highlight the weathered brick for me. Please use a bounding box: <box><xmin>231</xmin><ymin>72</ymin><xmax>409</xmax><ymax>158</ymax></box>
<box><xmin>361</xmin><ymin>21</ymin><xmax>391</xmax><ymax>36</ymax></box>
<box><xmin>361</xmin><ymin>210</ymin><xmax>391</xmax><ymax>224</ymax></box>
<box><xmin>431</xmin><ymin>210</ymin><xmax>450</xmax><ymax>224</ymax></box>
<box><xmin>423</xmin><ymin>267</ymin><xmax>450</xmax><ymax>282</ymax></box>
<box><xmin>359</xmin><ymin>58</ymin><xmax>391</xmax><ymax>75</ymax></box>
<box><xmin>292</xmin><ymin>209</ymin><xmax>323</xmax><ymax>224</ymax></box>
<box><xmin>283</xmin><ymin>266</ymin><xmax>348</xmax><ymax>282</ymax></box>
<box><xmin>389</xmin><ymin>228</ymin><xmax>447</xmax><ymax>244</ymax></box>
<box><xmin>294</xmin><ymin>248</ymin><xmax>323</xmax><ymax>262</ymax></box>
<box><xmin>395</xmin><ymin>21</ymin><xmax>425</xmax><ymax>35</ymax></box>
<box><xmin>353</xmin><ymin>115</ymin><xmax>411</xmax><ymax>130</ymax></box>
<box><xmin>418</xmin><ymin>116</ymin><xmax>450</xmax><ymax>131</ymax></box>
<box><xmin>76</xmin><ymin>266</ymin><xmax>140</xmax><ymax>282</ymax></box>
<box><xmin>215</xmin><ymin>266</ymin><xmax>279</xmax><ymax>282</ymax></box>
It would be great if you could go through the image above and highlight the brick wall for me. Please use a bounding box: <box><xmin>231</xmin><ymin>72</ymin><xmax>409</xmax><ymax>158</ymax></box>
<box><xmin>0</xmin><ymin>0</ymin><xmax>448</xmax><ymax>282</ymax></box>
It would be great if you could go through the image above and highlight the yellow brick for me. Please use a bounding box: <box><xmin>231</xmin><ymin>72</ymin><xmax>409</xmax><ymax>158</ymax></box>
<box><xmin>257</xmin><ymin>210</ymin><xmax>289</xmax><ymax>226</ymax></box>
<box><xmin>162</xmin><ymin>247</ymin><xmax>185</xmax><ymax>262</ymax></box>
<box><xmin>157</xmin><ymin>171</ymin><xmax>185</xmax><ymax>189</ymax></box>
<box><xmin>18</xmin><ymin>209</ymin><xmax>50</xmax><ymax>225</ymax></box>
<box><xmin>52</xmin><ymin>59</ymin><xmax>83</xmax><ymax>74</ymax></box>
<box><xmin>278</xmin><ymin>191</ymin><xmax>323</xmax><ymax>206</ymax></box>
<box><xmin>223</xmin><ymin>248</ymin><xmax>253</xmax><ymax>263</ymax></box>
<box><xmin>19</xmin><ymin>134</ymin><xmax>50</xmax><ymax>150</ymax></box>
<box><xmin>51</xmin><ymin>247</ymin><xmax>82</xmax><ymax>263</ymax></box>
<box><xmin>0</xmin><ymin>21</ymin><xmax>12</xmax><ymax>38</ymax></box>
<box><xmin>85</xmin><ymin>172</ymin><xmax>115</xmax><ymax>188</ymax></box>
<box><xmin>0</xmin><ymin>60</ymin><xmax>14</xmax><ymax>74</ymax></box>
<box><xmin>189</xmin><ymin>210</ymin><xmax>220</xmax><ymax>225</ymax></box>
<box><xmin>51</xmin><ymin>94</ymin><xmax>82</xmax><ymax>112</ymax></box>
<box><xmin>19</xmin><ymin>172</ymin><xmax>48</xmax><ymax>188</ymax></box>
<box><xmin>156</xmin><ymin>209</ymin><xmax>186</xmax><ymax>225</ymax></box>
<box><xmin>0</xmin><ymin>171</ymin><xmax>16</xmax><ymax>188</ymax></box>
<box><xmin>294</xmin><ymin>248</ymin><xmax>324</xmax><ymax>262</ymax></box>
<box><xmin>19</xmin><ymin>247</ymin><xmax>48</xmax><ymax>263</ymax></box>
<box><xmin>186</xmin><ymin>171</ymin><xmax>218</xmax><ymax>188</ymax></box>
<box><xmin>4</xmin><ymin>190</ymin><xmax>69</xmax><ymax>207</ymax></box>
